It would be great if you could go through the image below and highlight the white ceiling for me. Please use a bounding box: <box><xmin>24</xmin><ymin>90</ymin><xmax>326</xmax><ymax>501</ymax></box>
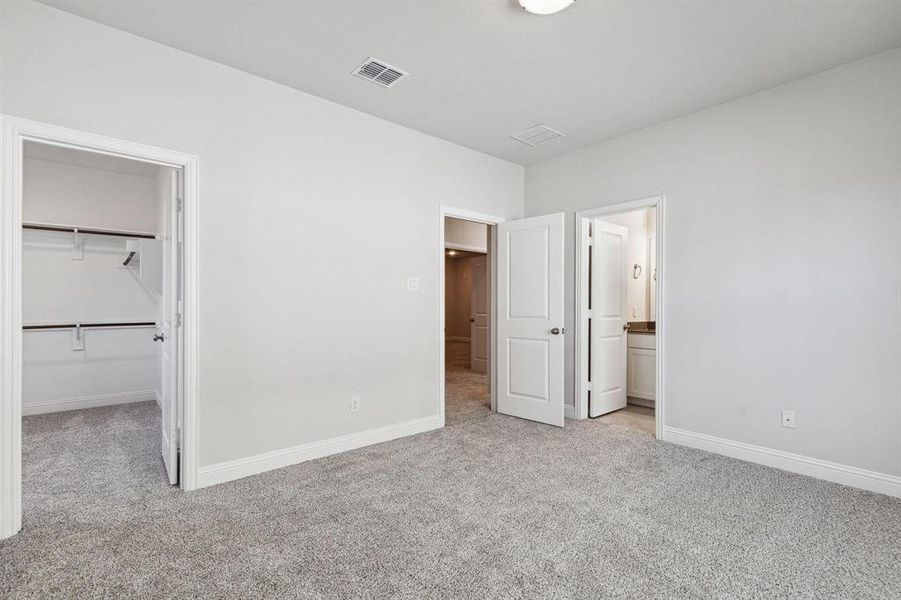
<box><xmin>39</xmin><ymin>0</ymin><xmax>901</xmax><ymax>165</ymax></box>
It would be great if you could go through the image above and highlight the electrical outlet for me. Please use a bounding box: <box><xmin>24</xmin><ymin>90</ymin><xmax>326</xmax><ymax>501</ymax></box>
<box><xmin>781</xmin><ymin>410</ymin><xmax>796</xmax><ymax>429</ymax></box>
<box><xmin>350</xmin><ymin>395</ymin><xmax>361</xmax><ymax>413</ymax></box>
<box><xmin>406</xmin><ymin>276</ymin><xmax>420</xmax><ymax>292</ymax></box>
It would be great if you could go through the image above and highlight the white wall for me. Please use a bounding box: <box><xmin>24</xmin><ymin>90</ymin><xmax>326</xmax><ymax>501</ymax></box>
<box><xmin>526</xmin><ymin>49</ymin><xmax>901</xmax><ymax>477</ymax></box>
<box><xmin>22</xmin><ymin>157</ymin><xmax>162</xmax><ymax>414</ymax></box>
<box><xmin>23</xmin><ymin>157</ymin><xmax>159</xmax><ymax>233</ymax></box>
<box><xmin>445</xmin><ymin>217</ymin><xmax>488</xmax><ymax>252</ymax></box>
<box><xmin>0</xmin><ymin>2</ymin><xmax>523</xmax><ymax>467</ymax></box>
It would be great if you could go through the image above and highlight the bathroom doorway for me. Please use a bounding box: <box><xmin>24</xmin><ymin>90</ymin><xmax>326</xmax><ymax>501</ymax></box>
<box><xmin>574</xmin><ymin>196</ymin><xmax>664</xmax><ymax>438</ymax></box>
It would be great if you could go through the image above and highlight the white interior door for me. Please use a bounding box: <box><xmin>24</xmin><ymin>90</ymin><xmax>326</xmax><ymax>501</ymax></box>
<box><xmin>158</xmin><ymin>168</ymin><xmax>181</xmax><ymax>484</ymax></box>
<box><xmin>470</xmin><ymin>254</ymin><xmax>489</xmax><ymax>374</ymax></box>
<box><xmin>496</xmin><ymin>213</ymin><xmax>564</xmax><ymax>427</ymax></box>
<box><xmin>589</xmin><ymin>219</ymin><xmax>628</xmax><ymax>417</ymax></box>
<box><xmin>649</xmin><ymin>233</ymin><xmax>657</xmax><ymax>321</ymax></box>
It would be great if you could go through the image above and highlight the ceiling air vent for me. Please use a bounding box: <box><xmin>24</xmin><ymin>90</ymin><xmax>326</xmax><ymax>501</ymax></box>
<box><xmin>511</xmin><ymin>124</ymin><xmax>565</xmax><ymax>147</ymax></box>
<box><xmin>353</xmin><ymin>57</ymin><xmax>408</xmax><ymax>88</ymax></box>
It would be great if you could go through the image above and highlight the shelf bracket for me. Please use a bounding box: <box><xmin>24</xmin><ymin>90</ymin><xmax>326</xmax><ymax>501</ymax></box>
<box><xmin>72</xmin><ymin>323</ymin><xmax>85</xmax><ymax>351</ymax></box>
<box><xmin>72</xmin><ymin>228</ymin><xmax>84</xmax><ymax>260</ymax></box>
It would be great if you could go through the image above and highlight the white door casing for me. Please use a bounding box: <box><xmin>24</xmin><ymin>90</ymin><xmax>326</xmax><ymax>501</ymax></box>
<box><xmin>496</xmin><ymin>213</ymin><xmax>565</xmax><ymax>427</ymax></box>
<box><xmin>589</xmin><ymin>219</ymin><xmax>628</xmax><ymax>417</ymax></box>
<box><xmin>470</xmin><ymin>254</ymin><xmax>489</xmax><ymax>374</ymax></box>
<box><xmin>159</xmin><ymin>168</ymin><xmax>180</xmax><ymax>485</ymax></box>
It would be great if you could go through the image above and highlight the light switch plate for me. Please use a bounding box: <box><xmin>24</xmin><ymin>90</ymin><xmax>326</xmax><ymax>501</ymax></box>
<box><xmin>406</xmin><ymin>276</ymin><xmax>420</xmax><ymax>292</ymax></box>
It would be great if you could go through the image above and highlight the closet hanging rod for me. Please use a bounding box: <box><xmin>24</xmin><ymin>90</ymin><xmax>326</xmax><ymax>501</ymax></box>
<box><xmin>22</xmin><ymin>222</ymin><xmax>156</xmax><ymax>240</ymax></box>
<box><xmin>23</xmin><ymin>321</ymin><xmax>156</xmax><ymax>331</ymax></box>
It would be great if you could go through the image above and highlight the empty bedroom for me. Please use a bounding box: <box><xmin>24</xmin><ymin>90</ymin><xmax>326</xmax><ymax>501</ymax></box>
<box><xmin>1</xmin><ymin>1</ymin><xmax>899</xmax><ymax>598</ymax></box>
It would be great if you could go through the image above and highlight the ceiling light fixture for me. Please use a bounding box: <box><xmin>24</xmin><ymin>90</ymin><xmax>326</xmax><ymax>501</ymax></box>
<box><xmin>518</xmin><ymin>0</ymin><xmax>575</xmax><ymax>16</ymax></box>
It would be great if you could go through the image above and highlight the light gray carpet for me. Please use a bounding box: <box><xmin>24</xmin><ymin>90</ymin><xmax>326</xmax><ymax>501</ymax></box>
<box><xmin>1</xmin><ymin>349</ymin><xmax>900</xmax><ymax>598</ymax></box>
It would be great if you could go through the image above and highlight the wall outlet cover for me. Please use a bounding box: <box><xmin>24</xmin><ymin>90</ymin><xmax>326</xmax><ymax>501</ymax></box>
<box><xmin>781</xmin><ymin>410</ymin><xmax>796</xmax><ymax>429</ymax></box>
<box><xmin>406</xmin><ymin>276</ymin><xmax>420</xmax><ymax>292</ymax></box>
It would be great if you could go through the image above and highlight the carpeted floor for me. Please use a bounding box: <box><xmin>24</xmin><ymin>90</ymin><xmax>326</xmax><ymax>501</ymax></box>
<box><xmin>2</xmin><ymin>347</ymin><xmax>900</xmax><ymax>598</ymax></box>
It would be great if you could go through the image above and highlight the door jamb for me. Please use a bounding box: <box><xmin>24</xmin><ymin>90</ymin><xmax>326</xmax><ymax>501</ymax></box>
<box><xmin>574</xmin><ymin>196</ymin><xmax>665</xmax><ymax>439</ymax></box>
<box><xmin>0</xmin><ymin>115</ymin><xmax>201</xmax><ymax>539</ymax></box>
<box><xmin>438</xmin><ymin>207</ymin><xmax>505</xmax><ymax>425</ymax></box>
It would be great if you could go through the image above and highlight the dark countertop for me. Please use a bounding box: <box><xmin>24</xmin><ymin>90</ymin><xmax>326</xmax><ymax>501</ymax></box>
<box><xmin>628</xmin><ymin>321</ymin><xmax>656</xmax><ymax>335</ymax></box>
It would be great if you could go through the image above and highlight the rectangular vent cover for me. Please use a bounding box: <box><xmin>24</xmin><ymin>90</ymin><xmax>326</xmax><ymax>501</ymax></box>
<box><xmin>353</xmin><ymin>58</ymin><xmax>408</xmax><ymax>88</ymax></box>
<box><xmin>511</xmin><ymin>124</ymin><xmax>565</xmax><ymax>146</ymax></box>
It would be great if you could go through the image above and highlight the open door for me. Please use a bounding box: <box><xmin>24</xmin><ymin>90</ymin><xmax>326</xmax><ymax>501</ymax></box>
<box><xmin>496</xmin><ymin>213</ymin><xmax>565</xmax><ymax>427</ymax></box>
<box><xmin>470</xmin><ymin>254</ymin><xmax>489</xmax><ymax>374</ymax></box>
<box><xmin>589</xmin><ymin>219</ymin><xmax>628</xmax><ymax>417</ymax></box>
<box><xmin>157</xmin><ymin>168</ymin><xmax>181</xmax><ymax>484</ymax></box>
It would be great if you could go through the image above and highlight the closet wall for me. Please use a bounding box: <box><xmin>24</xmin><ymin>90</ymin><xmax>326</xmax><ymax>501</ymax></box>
<box><xmin>22</xmin><ymin>148</ymin><xmax>164</xmax><ymax>415</ymax></box>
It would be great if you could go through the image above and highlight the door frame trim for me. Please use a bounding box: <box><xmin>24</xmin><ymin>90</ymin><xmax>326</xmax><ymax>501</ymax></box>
<box><xmin>438</xmin><ymin>207</ymin><xmax>505</xmax><ymax>425</ymax></box>
<box><xmin>0</xmin><ymin>115</ymin><xmax>201</xmax><ymax>539</ymax></box>
<box><xmin>574</xmin><ymin>196</ymin><xmax>665</xmax><ymax>439</ymax></box>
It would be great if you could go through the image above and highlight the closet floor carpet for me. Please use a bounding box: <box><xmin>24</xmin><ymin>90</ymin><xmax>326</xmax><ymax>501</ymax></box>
<box><xmin>2</xmin><ymin>375</ymin><xmax>900</xmax><ymax>598</ymax></box>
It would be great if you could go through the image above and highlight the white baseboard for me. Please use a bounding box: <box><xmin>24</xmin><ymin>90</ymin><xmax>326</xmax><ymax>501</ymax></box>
<box><xmin>23</xmin><ymin>390</ymin><xmax>158</xmax><ymax>416</ymax></box>
<box><xmin>446</xmin><ymin>336</ymin><xmax>471</xmax><ymax>343</ymax></box>
<box><xmin>661</xmin><ymin>426</ymin><xmax>901</xmax><ymax>498</ymax></box>
<box><xmin>196</xmin><ymin>414</ymin><xmax>444</xmax><ymax>489</ymax></box>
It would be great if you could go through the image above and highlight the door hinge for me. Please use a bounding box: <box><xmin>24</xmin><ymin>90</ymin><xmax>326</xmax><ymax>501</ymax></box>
<box><xmin>175</xmin><ymin>312</ymin><xmax>182</xmax><ymax>327</ymax></box>
<box><xmin>176</xmin><ymin>197</ymin><xmax>183</xmax><ymax>212</ymax></box>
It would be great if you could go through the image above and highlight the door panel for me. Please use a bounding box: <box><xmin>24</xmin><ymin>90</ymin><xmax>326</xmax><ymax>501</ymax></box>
<box><xmin>470</xmin><ymin>255</ymin><xmax>488</xmax><ymax>374</ymax></box>
<box><xmin>159</xmin><ymin>168</ymin><xmax>180</xmax><ymax>485</ymax></box>
<box><xmin>589</xmin><ymin>219</ymin><xmax>628</xmax><ymax>417</ymax></box>
<box><xmin>497</xmin><ymin>213</ymin><xmax>564</xmax><ymax>427</ymax></box>
<box><xmin>507</xmin><ymin>228</ymin><xmax>549</xmax><ymax>318</ymax></box>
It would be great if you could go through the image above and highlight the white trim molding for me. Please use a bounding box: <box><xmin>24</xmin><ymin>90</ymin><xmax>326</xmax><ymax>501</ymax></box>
<box><xmin>662</xmin><ymin>426</ymin><xmax>901</xmax><ymax>498</ymax></box>
<box><xmin>23</xmin><ymin>390</ymin><xmax>158</xmax><ymax>416</ymax></box>
<box><xmin>196</xmin><ymin>414</ymin><xmax>443</xmax><ymax>489</ymax></box>
<box><xmin>444</xmin><ymin>242</ymin><xmax>487</xmax><ymax>253</ymax></box>
<box><xmin>0</xmin><ymin>115</ymin><xmax>200</xmax><ymax>539</ymax></box>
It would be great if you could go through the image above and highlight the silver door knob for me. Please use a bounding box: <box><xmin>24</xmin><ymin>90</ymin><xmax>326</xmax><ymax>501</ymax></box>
<box><xmin>152</xmin><ymin>333</ymin><xmax>165</xmax><ymax>342</ymax></box>
<box><xmin>550</xmin><ymin>327</ymin><xmax>561</xmax><ymax>335</ymax></box>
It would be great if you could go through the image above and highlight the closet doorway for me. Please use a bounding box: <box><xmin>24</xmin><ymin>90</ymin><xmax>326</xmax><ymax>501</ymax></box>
<box><xmin>0</xmin><ymin>117</ymin><xmax>199</xmax><ymax>539</ymax></box>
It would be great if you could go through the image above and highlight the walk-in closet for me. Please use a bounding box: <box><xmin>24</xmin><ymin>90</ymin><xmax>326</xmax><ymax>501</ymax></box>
<box><xmin>21</xmin><ymin>141</ymin><xmax>181</xmax><ymax>488</ymax></box>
